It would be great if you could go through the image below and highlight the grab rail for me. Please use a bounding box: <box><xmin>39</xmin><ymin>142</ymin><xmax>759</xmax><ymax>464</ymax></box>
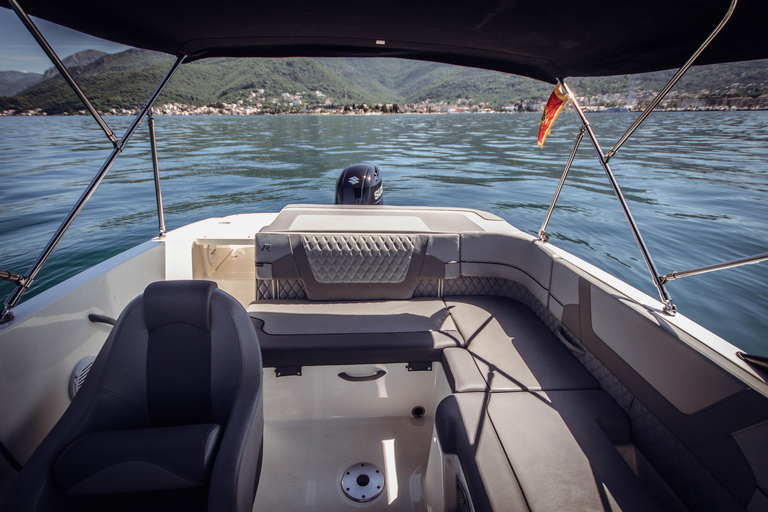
<box><xmin>8</xmin><ymin>0</ymin><xmax>119</xmax><ymax>148</ymax></box>
<box><xmin>541</xmin><ymin>0</ymin><xmax>741</xmax><ymax>316</ymax></box>
<box><xmin>659</xmin><ymin>252</ymin><xmax>768</xmax><ymax>284</ymax></box>
<box><xmin>562</xmin><ymin>81</ymin><xmax>676</xmax><ymax>315</ymax></box>
<box><xmin>605</xmin><ymin>0</ymin><xmax>739</xmax><ymax>162</ymax></box>
<box><xmin>0</xmin><ymin>4</ymin><xmax>186</xmax><ymax>323</ymax></box>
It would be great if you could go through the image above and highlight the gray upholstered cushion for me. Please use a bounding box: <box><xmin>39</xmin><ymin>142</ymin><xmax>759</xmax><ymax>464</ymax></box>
<box><xmin>248</xmin><ymin>299</ymin><xmax>463</xmax><ymax>366</ymax></box>
<box><xmin>437</xmin><ymin>391</ymin><xmax>664</xmax><ymax>511</ymax></box>
<box><xmin>55</xmin><ymin>424</ymin><xmax>221</xmax><ymax>495</ymax></box>
<box><xmin>441</xmin><ymin>347</ymin><xmax>486</xmax><ymax>393</ymax></box>
<box><xmin>445</xmin><ymin>296</ymin><xmax>598</xmax><ymax>392</ymax></box>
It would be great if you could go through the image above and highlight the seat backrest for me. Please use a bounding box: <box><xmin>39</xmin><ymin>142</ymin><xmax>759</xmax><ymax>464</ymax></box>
<box><xmin>6</xmin><ymin>280</ymin><xmax>263</xmax><ymax>512</ymax></box>
<box><xmin>255</xmin><ymin>232</ymin><xmax>460</xmax><ymax>301</ymax></box>
<box><xmin>142</xmin><ymin>280</ymin><xmax>245</xmax><ymax>427</ymax></box>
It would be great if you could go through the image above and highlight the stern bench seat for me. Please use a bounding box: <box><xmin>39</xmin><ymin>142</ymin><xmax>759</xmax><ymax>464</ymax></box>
<box><xmin>249</xmin><ymin>224</ymin><xmax>661</xmax><ymax>510</ymax></box>
<box><xmin>248</xmin><ymin>298</ymin><xmax>463</xmax><ymax>367</ymax></box>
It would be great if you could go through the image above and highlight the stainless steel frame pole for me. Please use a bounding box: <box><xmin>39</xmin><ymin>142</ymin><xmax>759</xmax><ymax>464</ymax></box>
<box><xmin>604</xmin><ymin>0</ymin><xmax>738</xmax><ymax>162</ymax></box>
<box><xmin>660</xmin><ymin>252</ymin><xmax>768</xmax><ymax>284</ymax></box>
<box><xmin>148</xmin><ymin>113</ymin><xmax>167</xmax><ymax>238</ymax></box>
<box><xmin>8</xmin><ymin>0</ymin><xmax>119</xmax><ymax>148</ymax></box>
<box><xmin>538</xmin><ymin>126</ymin><xmax>585</xmax><ymax>241</ymax></box>
<box><xmin>1</xmin><ymin>56</ymin><xmax>185</xmax><ymax>323</ymax></box>
<box><xmin>561</xmin><ymin>80</ymin><xmax>676</xmax><ymax>315</ymax></box>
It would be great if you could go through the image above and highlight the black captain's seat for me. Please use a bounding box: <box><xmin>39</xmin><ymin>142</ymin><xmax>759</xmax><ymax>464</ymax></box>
<box><xmin>6</xmin><ymin>280</ymin><xmax>264</xmax><ymax>512</ymax></box>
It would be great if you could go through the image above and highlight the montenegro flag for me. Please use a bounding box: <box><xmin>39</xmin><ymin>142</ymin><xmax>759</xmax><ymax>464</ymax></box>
<box><xmin>537</xmin><ymin>84</ymin><xmax>569</xmax><ymax>148</ymax></box>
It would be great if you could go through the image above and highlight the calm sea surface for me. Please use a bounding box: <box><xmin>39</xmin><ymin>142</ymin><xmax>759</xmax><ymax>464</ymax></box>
<box><xmin>1</xmin><ymin>112</ymin><xmax>767</xmax><ymax>354</ymax></box>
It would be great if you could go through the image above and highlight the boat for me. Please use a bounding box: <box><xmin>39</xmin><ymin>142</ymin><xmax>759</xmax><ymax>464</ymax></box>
<box><xmin>1</xmin><ymin>0</ymin><xmax>767</xmax><ymax>510</ymax></box>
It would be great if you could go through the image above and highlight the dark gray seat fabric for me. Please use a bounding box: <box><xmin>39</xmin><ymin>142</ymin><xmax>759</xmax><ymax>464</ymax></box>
<box><xmin>248</xmin><ymin>298</ymin><xmax>462</xmax><ymax>366</ymax></box>
<box><xmin>444</xmin><ymin>296</ymin><xmax>598</xmax><ymax>392</ymax></box>
<box><xmin>436</xmin><ymin>391</ymin><xmax>664</xmax><ymax>512</ymax></box>
<box><xmin>54</xmin><ymin>424</ymin><xmax>222</xmax><ymax>495</ymax></box>
<box><xmin>6</xmin><ymin>281</ymin><xmax>264</xmax><ymax>512</ymax></box>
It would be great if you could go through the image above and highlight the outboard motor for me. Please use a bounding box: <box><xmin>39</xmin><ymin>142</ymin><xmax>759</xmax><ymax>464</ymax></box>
<box><xmin>335</xmin><ymin>163</ymin><xmax>383</xmax><ymax>205</ymax></box>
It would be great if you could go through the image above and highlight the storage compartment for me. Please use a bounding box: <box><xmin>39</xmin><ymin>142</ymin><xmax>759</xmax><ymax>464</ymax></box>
<box><xmin>255</xmin><ymin>363</ymin><xmax>451</xmax><ymax>510</ymax></box>
<box><xmin>191</xmin><ymin>242</ymin><xmax>254</xmax><ymax>305</ymax></box>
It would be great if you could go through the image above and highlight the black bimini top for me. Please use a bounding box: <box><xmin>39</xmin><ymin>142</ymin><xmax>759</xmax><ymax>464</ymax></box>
<box><xmin>1</xmin><ymin>0</ymin><xmax>767</xmax><ymax>83</ymax></box>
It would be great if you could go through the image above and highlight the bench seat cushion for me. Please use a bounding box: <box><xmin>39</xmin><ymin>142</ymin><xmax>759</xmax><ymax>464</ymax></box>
<box><xmin>444</xmin><ymin>296</ymin><xmax>598</xmax><ymax>392</ymax></box>
<box><xmin>436</xmin><ymin>391</ymin><xmax>663</xmax><ymax>511</ymax></box>
<box><xmin>248</xmin><ymin>298</ymin><xmax>462</xmax><ymax>366</ymax></box>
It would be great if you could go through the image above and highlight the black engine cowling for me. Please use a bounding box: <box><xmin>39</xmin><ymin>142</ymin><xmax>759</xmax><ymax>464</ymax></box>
<box><xmin>334</xmin><ymin>163</ymin><xmax>383</xmax><ymax>205</ymax></box>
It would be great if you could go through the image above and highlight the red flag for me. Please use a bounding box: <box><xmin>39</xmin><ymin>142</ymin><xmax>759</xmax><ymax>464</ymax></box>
<box><xmin>537</xmin><ymin>84</ymin><xmax>569</xmax><ymax>148</ymax></box>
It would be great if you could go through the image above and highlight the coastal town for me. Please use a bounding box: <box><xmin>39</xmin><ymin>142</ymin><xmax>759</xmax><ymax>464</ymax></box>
<box><xmin>3</xmin><ymin>87</ymin><xmax>767</xmax><ymax>116</ymax></box>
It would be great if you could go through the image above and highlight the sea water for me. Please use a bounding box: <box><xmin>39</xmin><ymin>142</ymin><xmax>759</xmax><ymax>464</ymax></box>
<box><xmin>1</xmin><ymin>112</ymin><xmax>766</xmax><ymax>354</ymax></box>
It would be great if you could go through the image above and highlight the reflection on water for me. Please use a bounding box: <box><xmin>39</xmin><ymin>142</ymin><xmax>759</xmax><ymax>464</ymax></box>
<box><xmin>0</xmin><ymin>112</ymin><xmax>766</xmax><ymax>354</ymax></box>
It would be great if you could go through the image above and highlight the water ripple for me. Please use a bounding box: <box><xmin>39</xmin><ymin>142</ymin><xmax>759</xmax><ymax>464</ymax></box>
<box><xmin>1</xmin><ymin>112</ymin><xmax>766</xmax><ymax>354</ymax></box>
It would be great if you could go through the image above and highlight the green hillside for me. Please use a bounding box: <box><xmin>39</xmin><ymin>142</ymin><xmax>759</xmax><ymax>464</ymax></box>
<box><xmin>2</xmin><ymin>49</ymin><xmax>767</xmax><ymax>114</ymax></box>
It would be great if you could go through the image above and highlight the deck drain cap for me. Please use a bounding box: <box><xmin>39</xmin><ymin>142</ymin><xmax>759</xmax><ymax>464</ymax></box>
<box><xmin>341</xmin><ymin>463</ymin><xmax>384</xmax><ymax>502</ymax></box>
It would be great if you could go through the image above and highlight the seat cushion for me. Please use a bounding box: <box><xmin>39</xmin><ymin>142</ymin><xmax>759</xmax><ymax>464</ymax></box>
<box><xmin>436</xmin><ymin>391</ymin><xmax>663</xmax><ymax>511</ymax></box>
<box><xmin>444</xmin><ymin>296</ymin><xmax>598</xmax><ymax>391</ymax></box>
<box><xmin>248</xmin><ymin>298</ymin><xmax>463</xmax><ymax>366</ymax></box>
<box><xmin>55</xmin><ymin>424</ymin><xmax>221</xmax><ymax>496</ymax></box>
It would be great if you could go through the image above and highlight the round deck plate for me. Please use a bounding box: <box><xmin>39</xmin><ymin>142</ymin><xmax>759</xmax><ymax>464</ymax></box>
<box><xmin>341</xmin><ymin>463</ymin><xmax>384</xmax><ymax>502</ymax></box>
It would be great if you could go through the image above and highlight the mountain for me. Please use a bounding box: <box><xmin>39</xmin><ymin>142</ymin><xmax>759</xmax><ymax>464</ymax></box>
<box><xmin>2</xmin><ymin>49</ymin><xmax>767</xmax><ymax>114</ymax></box>
<box><xmin>41</xmin><ymin>50</ymin><xmax>108</xmax><ymax>80</ymax></box>
<box><xmin>0</xmin><ymin>71</ymin><xmax>43</xmax><ymax>96</ymax></box>
<box><xmin>0</xmin><ymin>50</ymin><xmax>109</xmax><ymax>97</ymax></box>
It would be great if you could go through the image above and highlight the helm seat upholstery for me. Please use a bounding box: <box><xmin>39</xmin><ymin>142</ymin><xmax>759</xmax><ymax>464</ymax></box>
<box><xmin>6</xmin><ymin>280</ymin><xmax>264</xmax><ymax>512</ymax></box>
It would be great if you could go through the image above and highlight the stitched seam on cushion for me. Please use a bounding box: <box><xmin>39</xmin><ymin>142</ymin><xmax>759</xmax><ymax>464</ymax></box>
<box><xmin>199</xmin><ymin>424</ymin><xmax>219</xmax><ymax>473</ymax></box>
<box><xmin>209</xmin><ymin>294</ymin><xmax>250</xmax><ymax>510</ymax></box>
<box><xmin>484</xmin><ymin>394</ymin><xmax>533</xmax><ymax>511</ymax></box>
<box><xmin>459</xmin><ymin>261</ymin><xmax>547</xmax><ymax>291</ymax></box>
<box><xmin>67</xmin><ymin>458</ymin><xmax>203</xmax><ymax>492</ymax></box>
<box><xmin>442</xmin><ymin>299</ymin><xmax>488</xmax><ymax>391</ymax></box>
<box><xmin>100</xmin><ymin>389</ymin><xmax>146</xmax><ymax>414</ymax></box>
<box><xmin>212</xmin><ymin>386</ymin><xmax>238</xmax><ymax>421</ymax></box>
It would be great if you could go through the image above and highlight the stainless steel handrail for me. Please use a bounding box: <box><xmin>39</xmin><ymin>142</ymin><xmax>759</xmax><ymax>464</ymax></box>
<box><xmin>604</xmin><ymin>0</ymin><xmax>738</xmax><ymax>162</ymax></box>
<box><xmin>660</xmin><ymin>252</ymin><xmax>768</xmax><ymax>284</ymax></box>
<box><xmin>538</xmin><ymin>126</ymin><xmax>585</xmax><ymax>242</ymax></box>
<box><xmin>148</xmin><ymin>113</ymin><xmax>167</xmax><ymax>238</ymax></box>
<box><xmin>538</xmin><ymin>0</ymin><xmax>741</xmax><ymax>315</ymax></box>
<box><xmin>0</xmin><ymin>56</ymin><xmax>186</xmax><ymax>323</ymax></box>
<box><xmin>8</xmin><ymin>0</ymin><xmax>119</xmax><ymax>148</ymax></box>
<box><xmin>561</xmin><ymin>80</ymin><xmax>677</xmax><ymax>315</ymax></box>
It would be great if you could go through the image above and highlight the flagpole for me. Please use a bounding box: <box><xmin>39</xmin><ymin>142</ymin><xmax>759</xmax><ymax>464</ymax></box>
<box><xmin>538</xmin><ymin>126</ymin><xmax>585</xmax><ymax>241</ymax></box>
<box><xmin>559</xmin><ymin>80</ymin><xmax>675</xmax><ymax>315</ymax></box>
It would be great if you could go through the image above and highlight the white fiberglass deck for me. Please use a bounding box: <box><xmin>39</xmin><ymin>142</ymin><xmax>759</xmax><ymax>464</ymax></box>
<box><xmin>254</xmin><ymin>416</ymin><xmax>433</xmax><ymax>511</ymax></box>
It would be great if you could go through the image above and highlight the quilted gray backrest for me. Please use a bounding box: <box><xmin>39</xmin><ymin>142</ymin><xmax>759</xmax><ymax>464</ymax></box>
<box><xmin>301</xmin><ymin>234</ymin><xmax>416</xmax><ymax>284</ymax></box>
<box><xmin>255</xmin><ymin>232</ymin><xmax>459</xmax><ymax>301</ymax></box>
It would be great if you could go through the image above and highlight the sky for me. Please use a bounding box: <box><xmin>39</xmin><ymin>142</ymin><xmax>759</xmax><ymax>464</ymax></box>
<box><xmin>0</xmin><ymin>7</ymin><xmax>129</xmax><ymax>74</ymax></box>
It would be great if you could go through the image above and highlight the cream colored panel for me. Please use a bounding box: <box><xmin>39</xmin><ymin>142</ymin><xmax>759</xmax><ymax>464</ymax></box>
<box><xmin>590</xmin><ymin>285</ymin><xmax>744</xmax><ymax>414</ymax></box>
<box><xmin>0</xmin><ymin>242</ymin><xmax>164</xmax><ymax>463</ymax></box>
<box><xmin>262</xmin><ymin>363</ymin><xmax>450</xmax><ymax>422</ymax></box>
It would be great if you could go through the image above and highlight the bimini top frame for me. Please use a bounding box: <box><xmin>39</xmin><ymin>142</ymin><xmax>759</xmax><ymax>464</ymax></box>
<box><xmin>1</xmin><ymin>0</ymin><xmax>765</xmax><ymax>322</ymax></box>
<box><xmin>0</xmin><ymin>0</ymin><xmax>184</xmax><ymax>323</ymax></box>
<box><xmin>538</xmin><ymin>0</ymin><xmax>765</xmax><ymax>316</ymax></box>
